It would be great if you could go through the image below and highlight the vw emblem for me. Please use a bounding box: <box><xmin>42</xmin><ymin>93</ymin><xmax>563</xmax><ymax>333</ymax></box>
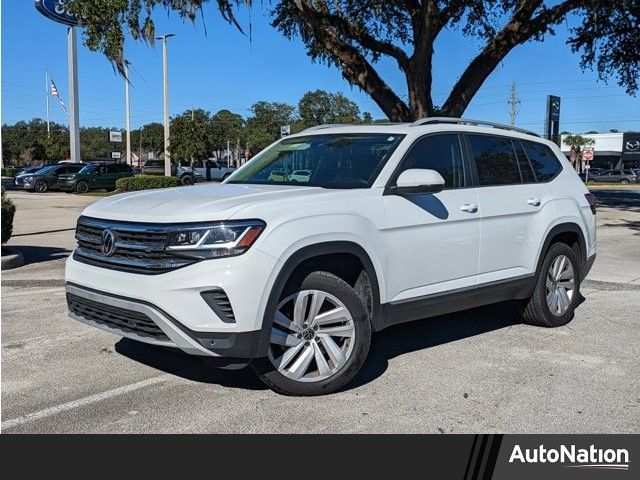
<box><xmin>626</xmin><ymin>140</ymin><xmax>640</xmax><ymax>151</ymax></box>
<box><xmin>100</xmin><ymin>229</ymin><xmax>116</xmax><ymax>256</ymax></box>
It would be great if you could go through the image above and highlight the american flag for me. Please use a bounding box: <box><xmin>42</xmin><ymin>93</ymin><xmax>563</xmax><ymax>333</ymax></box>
<box><xmin>50</xmin><ymin>79</ymin><xmax>68</xmax><ymax>114</ymax></box>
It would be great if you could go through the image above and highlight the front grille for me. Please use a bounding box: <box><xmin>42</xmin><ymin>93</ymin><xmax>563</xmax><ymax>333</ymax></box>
<box><xmin>67</xmin><ymin>292</ymin><xmax>169</xmax><ymax>340</ymax></box>
<box><xmin>73</xmin><ymin>216</ymin><xmax>198</xmax><ymax>274</ymax></box>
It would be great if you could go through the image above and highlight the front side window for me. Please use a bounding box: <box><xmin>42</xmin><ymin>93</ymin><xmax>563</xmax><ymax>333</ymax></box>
<box><xmin>398</xmin><ymin>133</ymin><xmax>465</xmax><ymax>188</ymax></box>
<box><xmin>522</xmin><ymin>141</ymin><xmax>562</xmax><ymax>182</ymax></box>
<box><xmin>228</xmin><ymin>134</ymin><xmax>405</xmax><ymax>189</ymax></box>
<box><xmin>467</xmin><ymin>134</ymin><xmax>521</xmax><ymax>186</ymax></box>
<box><xmin>79</xmin><ymin>164</ymin><xmax>98</xmax><ymax>175</ymax></box>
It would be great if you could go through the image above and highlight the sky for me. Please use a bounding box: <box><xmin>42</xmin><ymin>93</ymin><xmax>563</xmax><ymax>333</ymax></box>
<box><xmin>2</xmin><ymin>1</ymin><xmax>639</xmax><ymax>135</ymax></box>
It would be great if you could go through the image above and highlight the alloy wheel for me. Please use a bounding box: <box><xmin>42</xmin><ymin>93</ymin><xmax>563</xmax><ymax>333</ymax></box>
<box><xmin>268</xmin><ymin>289</ymin><xmax>355</xmax><ymax>382</ymax></box>
<box><xmin>545</xmin><ymin>254</ymin><xmax>575</xmax><ymax>316</ymax></box>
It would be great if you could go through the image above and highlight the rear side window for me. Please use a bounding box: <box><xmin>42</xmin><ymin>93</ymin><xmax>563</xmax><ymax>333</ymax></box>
<box><xmin>522</xmin><ymin>141</ymin><xmax>562</xmax><ymax>182</ymax></box>
<box><xmin>400</xmin><ymin>133</ymin><xmax>465</xmax><ymax>188</ymax></box>
<box><xmin>513</xmin><ymin>141</ymin><xmax>536</xmax><ymax>183</ymax></box>
<box><xmin>467</xmin><ymin>134</ymin><xmax>521</xmax><ymax>186</ymax></box>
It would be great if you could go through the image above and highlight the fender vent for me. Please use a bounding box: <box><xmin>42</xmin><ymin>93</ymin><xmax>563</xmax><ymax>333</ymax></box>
<box><xmin>200</xmin><ymin>290</ymin><xmax>236</xmax><ymax>323</ymax></box>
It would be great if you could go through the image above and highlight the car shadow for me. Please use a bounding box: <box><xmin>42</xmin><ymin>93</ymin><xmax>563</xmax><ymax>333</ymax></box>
<box><xmin>114</xmin><ymin>338</ymin><xmax>267</xmax><ymax>391</ymax></box>
<box><xmin>114</xmin><ymin>294</ymin><xmax>586</xmax><ymax>394</ymax></box>
<box><xmin>9</xmin><ymin>245</ymin><xmax>71</xmax><ymax>264</ymax></box>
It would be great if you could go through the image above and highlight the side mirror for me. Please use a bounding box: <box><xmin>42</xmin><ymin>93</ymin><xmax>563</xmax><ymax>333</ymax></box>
<box><xmin>388</xmin><ymin>169</ymin><xmax>445</xmax><ymax>195</ymax></box>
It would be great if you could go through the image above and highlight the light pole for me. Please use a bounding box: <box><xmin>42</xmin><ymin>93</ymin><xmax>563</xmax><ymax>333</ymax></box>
<box><xmin>124</xmin><ymin>62</ymin><xmax>131</xmax><ymax>165</ymax></box>
<box><xmin>157</xmin><ymin>33</ymin><xmax>174</xmax><ymax>177</ymax></box>
<box><xmin>68</xmin><ymin>27</ymin><xmax>81</xmax><ymax>163</ymax></box>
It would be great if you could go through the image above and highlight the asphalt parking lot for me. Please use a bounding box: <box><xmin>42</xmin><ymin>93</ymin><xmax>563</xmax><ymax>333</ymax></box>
<box><xmin>2</xmin><ymin>187</ymin><xmax>639</xmax><ymax>433</ymax></box>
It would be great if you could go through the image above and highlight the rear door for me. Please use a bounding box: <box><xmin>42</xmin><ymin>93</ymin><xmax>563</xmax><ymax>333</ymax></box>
<box><xmin>466</xmin><ymin>134</ymin><xmax>556</xmax><ymax>284</ymax></box>
<box><xmin>382</xmin><ymin>132</ymin><xmax>480</xmax><ymax>302</ymax></box>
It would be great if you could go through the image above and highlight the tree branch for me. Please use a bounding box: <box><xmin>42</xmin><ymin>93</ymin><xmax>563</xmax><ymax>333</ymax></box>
<box><xmin>291</xmin><ymin>0</ymin><xmax>411</xmax><ymax>120</ymax></box>
<box><xmin>441</xmin><ymin>0</ymin><xmax>587</xmax><ymax>116</ymax></box>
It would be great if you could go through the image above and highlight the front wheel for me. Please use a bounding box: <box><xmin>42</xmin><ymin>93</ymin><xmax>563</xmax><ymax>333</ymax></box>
<box><xmin>34</xmin><ymin>180</ymin><xmax>48</xmax><ymax>193</ymax></box>
<box><xmin>518</xmin><ymin>243</ymin><xmax>581</xmax><ymax>327</ymax></box>
<box><xmin>75</xmin><ymin>181</ymin><xmax>90</xmax><ymax>194</ymax></box>
<box><xmin>252</xmin><ymin>271</ymin><xmax>371</xmax><ymax>396</ymax></box>
<box><xmin>181</xmin><ymin>175</ymin><xmax>194</xmax><ymax>186</ymax></box>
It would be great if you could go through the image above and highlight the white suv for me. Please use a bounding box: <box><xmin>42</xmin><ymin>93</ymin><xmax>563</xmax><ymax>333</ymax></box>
<box><xmin>65</xmin><ymin>118</ymin><xmax>597</xmax><ymax>396</ymax></box>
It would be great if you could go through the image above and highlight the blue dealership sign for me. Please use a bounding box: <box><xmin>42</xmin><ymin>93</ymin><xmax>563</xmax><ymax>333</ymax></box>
<box><xmin>35</xmin><ymin>0</ymin><xmax>79</xmax><ymax>26</ymax></box>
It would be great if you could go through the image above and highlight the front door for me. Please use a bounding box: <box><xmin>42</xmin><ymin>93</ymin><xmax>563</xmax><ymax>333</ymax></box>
<box><xmin>382</xmin><ymin>133</ymin><xmax>480</xmax><ymax>303</ymax></box>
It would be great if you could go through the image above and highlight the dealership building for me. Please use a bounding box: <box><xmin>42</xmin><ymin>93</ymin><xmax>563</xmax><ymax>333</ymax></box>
<box><xmin>560</xmin><ymin>131</ymin><xmax>640</xmax><ymax>171</ymax></box>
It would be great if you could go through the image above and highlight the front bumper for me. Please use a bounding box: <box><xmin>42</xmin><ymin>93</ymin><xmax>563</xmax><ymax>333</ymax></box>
<box><xmin>66</xmin><ymin>283</ymin><xmax>265</xmax><ymax>358</ymax></box>
<box><xmin>65</xmin><ymin>247</ymin><xmax>278</xmax><ymax>357</ymax></box>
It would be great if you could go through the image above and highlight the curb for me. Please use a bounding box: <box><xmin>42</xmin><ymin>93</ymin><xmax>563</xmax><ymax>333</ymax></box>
<box><xmin>1</xmin><ymin>247</ymin><xmax>26</xmax><ymax>270</ymax></box>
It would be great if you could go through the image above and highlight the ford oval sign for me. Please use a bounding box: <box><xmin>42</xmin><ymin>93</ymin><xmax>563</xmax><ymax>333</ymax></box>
<box><xmin>35</xmin><ymin>0</ymin><xmax>79</xmax><ymax>26</ymax></box>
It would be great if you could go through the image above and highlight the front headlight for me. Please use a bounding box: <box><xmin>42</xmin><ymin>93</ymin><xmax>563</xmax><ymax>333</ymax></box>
<box><xmin>166</xmin><ymin>220</ymin><xmax>265</xmax><ymax>259</ymax></box>
<box><xmin>24</xmin><ymin>176</ymin><xmax>34</xmax><ymax>182</ymax></box>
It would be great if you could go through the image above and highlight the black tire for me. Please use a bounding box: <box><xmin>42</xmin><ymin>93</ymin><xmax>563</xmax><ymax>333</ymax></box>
<box><xmin>252</xmin><ymin>271</ymin><xmax>372</xmax><ymax>396</ymax></box>
<box><xmin>181</xmin><ymin>174</ymin><xmax>194</xmax><ymax>186</ymax></box>
<box><xmin>75</xmin><ymin>181</ymin><xmax>90</xmax><ymax>194</ymax></box>
<box><xmin>621</xmin><ymin>179</ymin><xmax>630</xmax><ymax>184</ymax></box>
<box><xmin>34</xmin><ymin>180</ymin><xmax>48</xmax><ymax>193</ymax></box>
<box><xmin>518</xmin><ymin>243</ymin><xmax>581</xmax><ymax>327</ymax></box>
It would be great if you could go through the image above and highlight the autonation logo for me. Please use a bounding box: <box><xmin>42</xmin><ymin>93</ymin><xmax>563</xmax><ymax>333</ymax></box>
<box><xmin>509</xmin><ymin>444</ymin><xmax>630</xmax><ymax>471</ymax></box>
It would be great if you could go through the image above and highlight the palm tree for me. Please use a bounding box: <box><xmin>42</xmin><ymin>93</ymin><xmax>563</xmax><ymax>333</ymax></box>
<box><xmin>563</xmin><ymin>134</ymin><xmax>595</xmax><ymax>173</ymax></box>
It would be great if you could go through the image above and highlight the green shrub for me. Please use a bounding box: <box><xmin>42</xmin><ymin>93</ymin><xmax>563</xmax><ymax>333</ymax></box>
<box><xmin>115</xmin><ymin>175</ymin><xmax>181</xmax><ymax>192</ymax></box>
<box><xmin>1</xmin><ymin>187</ymin><xmax>16</xmax><ymax>244</ymax></box>
<box><xmin>1</xmin><ymin>167</ymin><xmax>21</xmax><ymax>177</ymax></box>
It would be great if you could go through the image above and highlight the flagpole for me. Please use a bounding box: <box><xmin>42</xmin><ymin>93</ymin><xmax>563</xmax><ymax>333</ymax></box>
<box><xmin>45</xmin><ymin>69</ymin><xmax>50</xmax><ymax>138</ymax></box>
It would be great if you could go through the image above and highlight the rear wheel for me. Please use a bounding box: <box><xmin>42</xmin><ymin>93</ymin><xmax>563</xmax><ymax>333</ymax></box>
<box><xmin>75</xmin><ymin>181</ymin><xmax>90</xmax><ymax>194</ymax></box>
<box><xmin>518</xmin><ymin>243</ymin><xmax>581</xmax><ymax>327</ymax></box>
<box><xmin>34</xmin><ymin>180</ymin><xmax>48</xmax><ymax>193</ymax></box>
<box><xmin>621</xmin><ymin>179</ymin><xmax>630</xmax><ymax>184</ymax></box>
<box><xmin>252</xmin><ymin>271</ymin><xmax>371</xmax><ymax>396</ymax></box>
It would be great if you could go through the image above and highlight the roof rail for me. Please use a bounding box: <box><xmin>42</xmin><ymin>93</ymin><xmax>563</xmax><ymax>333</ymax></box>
<box><xmin>300</xmin><ymin>124</ymin><xmax>352</xmax><ymax>133</ymax></box>
<box><xmin>410</xmin><ymin>117</ymin><xmax>539</xmax><ymax>137</ymax></box>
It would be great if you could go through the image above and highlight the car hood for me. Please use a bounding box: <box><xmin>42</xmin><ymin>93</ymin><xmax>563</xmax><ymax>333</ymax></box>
<box><xmin>81</xmin><ymin>183</ymin><xmax>326</xmax><ymax>223</ymax></box>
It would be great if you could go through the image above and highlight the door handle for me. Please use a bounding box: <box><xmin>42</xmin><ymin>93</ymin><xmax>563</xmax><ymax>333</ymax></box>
<box><xmin>460</xmin><ymin>203</ymin><xmax>478</xmax><ymax>213</ymax></box>
<box><xmin>527</xmin><ymin>198</ymin><xmax>541</xmax><ymax>207</ymax></box>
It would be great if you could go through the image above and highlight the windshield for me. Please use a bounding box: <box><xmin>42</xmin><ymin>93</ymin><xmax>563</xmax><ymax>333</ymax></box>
<box><xmin>228</xmin><ymin>133</ymin><xmax>405</xmax><ymax>188</ymax></box>
<box><xmin>79</xmin><ymin>164</ymin><xmax>98</xmax><ymax>174</ymax></box>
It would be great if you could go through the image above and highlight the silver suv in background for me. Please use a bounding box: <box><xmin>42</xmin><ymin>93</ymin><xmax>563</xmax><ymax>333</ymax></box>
<box><xmin>193</xmin><ymin>160</ymin><xmax>236</xmax><ymax>181</ymax></box>
<box><xmin>587</xmin><ymin>169</ymin><xmax>639</xmax><ymax>183</ymax></box>
<box><xmin>142</xmin><ymin>160</ymin><xmax>202</xmax><ymax>185</ymax></box>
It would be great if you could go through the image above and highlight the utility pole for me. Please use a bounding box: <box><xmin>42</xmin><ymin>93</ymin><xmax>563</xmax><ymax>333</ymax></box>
<box><xmin>68</xmin><ymin>27</ymin><xmax>81</xmax><ymax>163</ymax></box>
<box><xmin>124</xmin><ymin>62</ymin><xmax>131</xmax><ymax>165</ymax></box>
<box><xmin>45</xmin><ymin>69</ymin><xmax>50</xmax><ymax>138</ymax></box>
<box><xmin>157</xmin><ymin>33</ymin><xmax>175</xmax><ymax>177</ymax></box>
<box><xmin>507</xmin><ymin>80</ymin><xmax>521</xmax><ymax>127</ymax></box>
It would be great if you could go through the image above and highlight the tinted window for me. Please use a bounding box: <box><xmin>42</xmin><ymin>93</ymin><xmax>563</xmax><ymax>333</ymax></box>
<box><xmin>514</xmin><ymin>141</ymin><xmax>536</xmax><ymax>183</ymax></box>
<box><xmin>106</xmin><ymin>164</ymin><xmax>119</xmax><ymax>174</ymax></box>
<box><xmin>467</xmin><ymin>134</ymin><xmax>521</xmax><ymax>186</ymax></box>
<box><xmin>522</xmin><ymin>141</ymin><xmax>562</xmax><ymax>182</ymax></box>
<box><xmin>400</xmin><ymin>134</ymin><xmax>464</xmax><ymax>188</ymax></box>
<box><xmin>66</xmin><ymin>164</ymin><xmax>83</xmax><ymax>173</ymax></box>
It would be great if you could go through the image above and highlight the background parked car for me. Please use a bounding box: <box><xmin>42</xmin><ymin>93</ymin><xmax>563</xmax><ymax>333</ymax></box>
<box><xmin>21</xmin><ymin>163</ymin><xmax>85</xmax><ymax>193</ymax></box>
<box><xmin>288</xmin><ymin>169</ymin><xmax>312</xmax><ymax>183</ymax></box>
<box><xmin>59</xmin><ymin>162</ymin><xmax>134</xmax><ymax>193</ymax></box>
<box><xmin>142</xmin><ymin>160</ymin><xmax>200</xmax><ymax>185</ymax></box>
<box><xmin>192</xmin><ymin>160</ymin><xmax>236</xmax><ymax>181</ymax></box>
<box><xmin>587</xmin><ymin>169</ymin><xmax>639</xmax><ymax>183</ymax></box>
<box><xmin>267</xmin><ymin>169</ymin><xmax>289</xmax><ymax>182</ymax></box>
<box><xmin>13</xmin><ymin>164</ymin><xmax>57</xmax><ymax>188</ymax></box>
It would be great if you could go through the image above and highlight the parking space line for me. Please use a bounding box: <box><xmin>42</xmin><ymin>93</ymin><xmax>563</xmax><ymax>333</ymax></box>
<box><xmin>1</xmin><ymin>376</ymin><xmax>168</xmax><ymax>431</ymax></box>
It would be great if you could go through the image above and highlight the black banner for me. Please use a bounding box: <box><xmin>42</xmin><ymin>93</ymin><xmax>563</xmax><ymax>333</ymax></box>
<box><xmin>0</xmin><ymin>434</ymin><xmax>636</xmax><ymax>478</ymax></box>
